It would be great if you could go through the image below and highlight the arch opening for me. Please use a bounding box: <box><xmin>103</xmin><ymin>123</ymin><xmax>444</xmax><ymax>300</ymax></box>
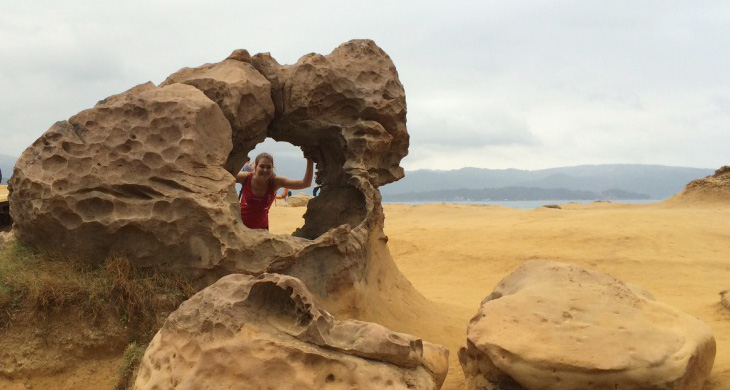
<box><xmin>234</xmin><ymin>137</ymin><xmax>367</xmax><ymax>240</ymax></box>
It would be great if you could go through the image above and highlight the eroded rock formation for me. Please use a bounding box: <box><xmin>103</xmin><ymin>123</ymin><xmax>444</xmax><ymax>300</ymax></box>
<box><xmin>667</xmin><ymin>165</ymin><xmax>730</xmax><ymax>203</ymax></box>
<box><xmin>134</xmin><ymin>273</ymin><xmax>448</xmax><ymax>390</ymax></box>
<box><xmin>459</xmin><ymin>260</ymin><xmax>716</xmax><ymax>390</ymax></box>
<box><xmin>0</xmin><ymin>231</ymin><xmax>13</xmax><ymax>250</ymax></box>
<box><xmin>9</xmin><ymin>40</ymin><xmax>408</xmax><ymax>305</ymax></box>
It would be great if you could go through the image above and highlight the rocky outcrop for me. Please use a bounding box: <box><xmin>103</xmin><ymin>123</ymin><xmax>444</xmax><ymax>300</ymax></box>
<box><xmin>459</xmin><ymin>260</ymin><xmax>716</xmax><ymax>390</ymax></box>
<box><xmin>8</xmin><ymin>40</ymin><xmax>408</xmax><ymax>304</ymax></box>
<box><xmin>134</xmin><ymin>273</ymin><xmax>448</xmax><ymax>390</ymax></box>
<box><xmin>667</xmin><ymin>165</ymin><xmax>730</xmax><ymax>203</ymax></box>
<box><xmin>284</xmin><ymin>192</ymin><xmax>312</xmax><ymax>207</ymax></box>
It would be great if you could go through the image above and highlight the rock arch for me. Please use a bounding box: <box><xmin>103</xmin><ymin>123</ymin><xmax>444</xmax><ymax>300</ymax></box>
<box><xmin>9</xmin><ymin>40</ymin><xmax>409</xmax><ymax>305</ymax></box>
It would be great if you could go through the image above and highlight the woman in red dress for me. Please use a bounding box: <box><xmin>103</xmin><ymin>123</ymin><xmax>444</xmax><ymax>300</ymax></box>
<box><xmin>236</xmin><ymin>152</ymin><xmax>313</xmax><ymax>230</ymax></box>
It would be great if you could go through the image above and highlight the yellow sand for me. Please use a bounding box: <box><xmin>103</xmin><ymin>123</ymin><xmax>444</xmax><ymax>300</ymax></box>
<box><xmin>0</xmin><ymin>185</ymin><xmax>8</xmax><ymax>203</ymax></box>
<box><xmin>270</xmin><ymin>199</ymin><xmax>730</xmax><ymax>389</ymax></box>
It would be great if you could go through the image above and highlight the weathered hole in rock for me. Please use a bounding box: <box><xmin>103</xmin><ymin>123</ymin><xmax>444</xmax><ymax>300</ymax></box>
<box><xmin>238</xmin><ymin>138</ymin><xmax>367</xmax><ymax>240</ymax></box>
<box><xmin>245</xmin><ymin>281</ymin><xmax>313</xmax><ymax>333</ymax></box>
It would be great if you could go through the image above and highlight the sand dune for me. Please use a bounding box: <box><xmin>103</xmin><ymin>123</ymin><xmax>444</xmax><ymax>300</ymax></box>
<box><xmin>271</xmin><ymin>199</ymin><xmax>730</xmax><ymax>389</ymax></box>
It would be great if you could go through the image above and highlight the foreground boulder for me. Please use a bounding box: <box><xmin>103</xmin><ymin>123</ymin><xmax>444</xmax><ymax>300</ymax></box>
<box><xmin>134</xmin><ymin>273</ymin><xmax>449</xmax><ymax>390</ymax></box>
<box><xmin>9</xmin><ymin>40</ymin><xmax>408</xmax><ymax>307</ymax></box>
<box><xmin>459</xmin><ymin>260</ymin><xmax>715</xmax><ymax>390</ymax></box>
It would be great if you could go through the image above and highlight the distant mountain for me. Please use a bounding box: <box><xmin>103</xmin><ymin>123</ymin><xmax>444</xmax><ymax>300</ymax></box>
<box><xmin>380</xmin><ymin>164</ymin><xmax>714</xmax><ymax>201</ymax></box>
<box><xmin>386</xmin><ymin>186</ymin><xmax>652</xmax><ymax>202</ymax></box>
<box><xmin>1</xmin><ymin>152</ymin><xmax>713</xmax><ymax>202</ymax></box>
<box><xmin>0</xmin><ymin>154</ymin><xmax>17</xmax><ymax>185</ymax></box>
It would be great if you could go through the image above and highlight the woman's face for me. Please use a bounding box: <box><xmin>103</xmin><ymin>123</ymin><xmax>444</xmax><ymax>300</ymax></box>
<box><xmin>254</xmin><ymin>158</ymin><xmax>273</xmax><ymax>178</ymax></box>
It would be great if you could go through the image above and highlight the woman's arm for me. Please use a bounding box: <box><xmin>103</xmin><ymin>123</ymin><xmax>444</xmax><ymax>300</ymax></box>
<box><xmin>274</xmin><ymin>159</ymin><xmax>313</xmax><ymax>190</ymax></box>
<box><xmin>235</xmin><ymin>170</ymin><xmax>251</xmax><ymax>183</ymax></box>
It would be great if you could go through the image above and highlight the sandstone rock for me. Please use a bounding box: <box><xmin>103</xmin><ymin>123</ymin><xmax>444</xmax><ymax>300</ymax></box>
<box><xmin>284</xmin><ymin>192</ymin><xmax>312</xmax><ymax>207</ymax></box>
<box><xmin>9</xmin><ymin>40</ymin><xmax>410</xmax><ymax>306</ymax></box>
<box><xmin>9</xmin><ymin>82</ymin><xmax>244</xmax><ymax>269</ymax></box>
<box><xmin>134</xmin><ymin>273</ymin><xmax>448</xmax><ymax>390</ymax></box>
<box><xmin>667</xmin><ymin>165</ymin><xmax>730</xmax><ymax>203</ymax></box>
<box><xmin>459</xmin><ymin>260</ymin><xmax>715</xmax><ymax>390</ymax></box>
<box><xmin>160</xmin><ymin>52</ymin><xmax>275</xmax><ymax>174</ymax></box>
<box><xmin>269</xmin><ymin>39</ymin><xmax>408</xmax><ymax>241</ymax></box>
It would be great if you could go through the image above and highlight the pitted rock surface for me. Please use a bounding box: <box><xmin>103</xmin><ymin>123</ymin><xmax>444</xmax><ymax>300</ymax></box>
<box><xmin>459</xmin><ymin>260</ymin><xmax>715</xmax><ymax>390</ymax></box>
<box><xmin>133</xmin><ymin>273</ymin><xmax>449</xmax><ymax>390</ymax></box>
<box><xmin>9</xmin><ymin>40</ymin><xmax>408</xmax><ymax>299</ymax></box>
<box><xmin>9</xmin><ymin>82</ymin><xmax>243</xmax><ymax>267</ymax></box>
<box><xmin>159</xmin><ymin>52</ymin><xmax>274</xmax><ymax>174</ymax></box>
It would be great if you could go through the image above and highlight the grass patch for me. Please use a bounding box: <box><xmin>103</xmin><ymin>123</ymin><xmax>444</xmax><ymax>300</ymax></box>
<box><xmin>0</xmin><ymin>239</ymin><xmax>200</xmax><ymax>389</ymax></box>
<box><xmin>0</xmin><ymin>239</ymin><xmax>196</xmax><ymax>331</ymax></box>
<box><xmin>116</xmin><ymin>341</ymin><xmax>148</xmax><ymax>390</ymax></box>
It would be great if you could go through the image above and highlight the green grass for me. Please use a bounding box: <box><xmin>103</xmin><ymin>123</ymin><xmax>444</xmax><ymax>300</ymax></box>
<box><xmin>116</xmin><ymin>341</ymin><xmax>148</xmax><ymax>390</ymax></box>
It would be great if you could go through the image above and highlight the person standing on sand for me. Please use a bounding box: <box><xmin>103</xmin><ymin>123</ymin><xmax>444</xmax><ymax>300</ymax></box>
<box><xmin>236</xmin><ymin>152</ymin><xmax>313</xmax><ymax>230</ymax></box>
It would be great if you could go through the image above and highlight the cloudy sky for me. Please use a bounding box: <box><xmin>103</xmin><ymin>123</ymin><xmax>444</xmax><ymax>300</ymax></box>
<box><xmin>1</xmin><ymin>1</ymin><xmax>728</xmax><ymax>171</ymax></box>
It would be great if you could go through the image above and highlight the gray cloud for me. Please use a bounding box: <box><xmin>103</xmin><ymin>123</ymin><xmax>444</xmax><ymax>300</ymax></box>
<box><xmin>1</xmin><ymin>1</ymin><xmax>728</xmax><ymax>172</ymax></box>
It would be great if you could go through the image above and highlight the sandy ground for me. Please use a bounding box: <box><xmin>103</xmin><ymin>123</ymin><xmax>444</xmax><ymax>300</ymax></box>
<box><xmin>271</xmin><ymin>199</ymin><xmax>730</xmax><ymax>389</ymax></box>
<box><xmin>2</xmin><ymin>197</ymin><xmax>727</xmax><ymax>389</ymax></box>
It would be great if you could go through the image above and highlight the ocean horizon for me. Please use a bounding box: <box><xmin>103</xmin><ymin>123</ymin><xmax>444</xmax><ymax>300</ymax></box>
<box><xmin>383</xmin><ymin>199</ymin><xmax>659</xmax><ymax>209</ymax></box>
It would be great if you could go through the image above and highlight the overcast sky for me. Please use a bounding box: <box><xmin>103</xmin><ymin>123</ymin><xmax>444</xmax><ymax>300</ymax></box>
<box><xmin>1</xmin><ymin>1</ymin><xmax>728</xmax><ymax>171</ymax></box>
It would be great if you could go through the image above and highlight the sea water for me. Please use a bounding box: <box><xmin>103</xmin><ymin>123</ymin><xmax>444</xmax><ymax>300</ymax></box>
<box><xmin>383</xmin><ymin>199</ymin><xmax>659</xmax><ymax>209</ymax></box>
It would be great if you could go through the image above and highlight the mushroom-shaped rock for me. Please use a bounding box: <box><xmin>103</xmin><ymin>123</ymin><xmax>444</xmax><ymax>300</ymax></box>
<box><xmin>459</xmin><ymin>260</ymin><xmax>715</xmax><ymax>390</ymax></box>
<box><xmin>134</xmin><ymin>273</ymin><xmax>449</xmax><ymax>390</ymax></box>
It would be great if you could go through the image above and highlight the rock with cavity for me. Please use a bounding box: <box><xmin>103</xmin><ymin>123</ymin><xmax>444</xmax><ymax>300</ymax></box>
<box><xmin>9</xmin><ymin>40</ymin><xmax>409</xmax><ymax>304</ymax></box>
<box><xmin>134</xmin><ymin>273</ymin><xmax>449</xmax><ymax>390</ymax></box>
<box><xmin>459</xmin><ymin>260</ymin><xmax>715</xmax><ymax>390</ymax></box>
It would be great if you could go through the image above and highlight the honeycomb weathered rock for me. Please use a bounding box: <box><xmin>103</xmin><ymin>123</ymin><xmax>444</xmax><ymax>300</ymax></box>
<box><xmin>9</xmin><ymin>39</ymin><xmax>409</xmax><ymax>306</ymax></box>
<box><xmin>134</xmin><ymin>273</ymin><xmax>449</xmax><ymax>390</ymax></box>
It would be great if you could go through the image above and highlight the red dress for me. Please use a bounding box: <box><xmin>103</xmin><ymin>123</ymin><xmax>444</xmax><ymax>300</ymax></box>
<box><xmin>240</xmin><ymin>176</ymin><xmax>276</xmax><ymax>230</ymax></box>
